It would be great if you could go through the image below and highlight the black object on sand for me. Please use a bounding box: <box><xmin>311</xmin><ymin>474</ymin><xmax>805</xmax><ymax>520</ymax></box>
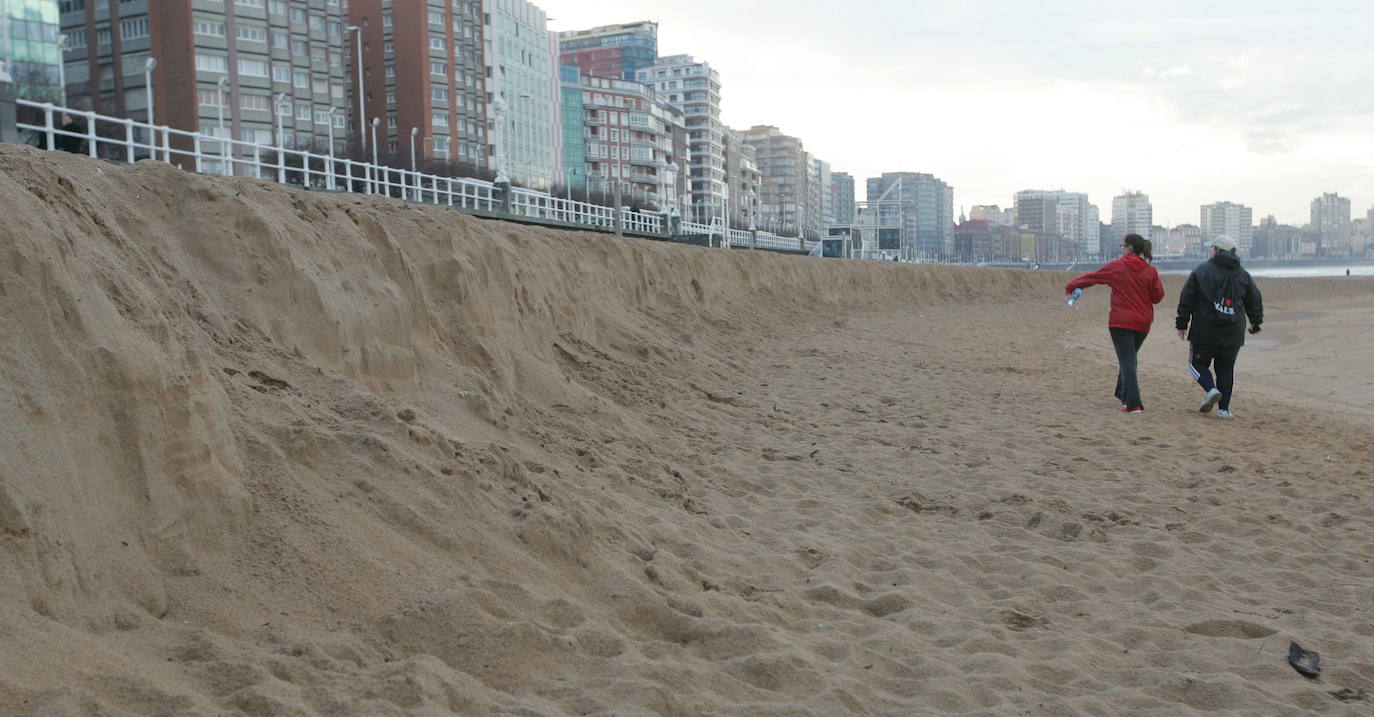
<box><xmin>1288</xmin><ymin>641</ymin><xmax>1321</xmax><ymax>678</ymax></box>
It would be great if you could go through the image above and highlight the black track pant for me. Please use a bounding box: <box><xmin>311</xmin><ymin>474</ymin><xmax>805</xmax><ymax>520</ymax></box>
<box><xmin>1109</xmin><ymin>328</ymin><xmax>1148</xmax><ymax>410</ymax></box>
<box><xmin>1189</xmin><ymin>342</ymin><xmax>1241</xmax><ymax>411</ymax></box>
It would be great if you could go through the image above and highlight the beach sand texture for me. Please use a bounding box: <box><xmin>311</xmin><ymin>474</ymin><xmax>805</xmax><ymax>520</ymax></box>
<box><xmin>1</xmin><ymin>145</ymin><xmax>1371</xmax><ymax>716</ymax></box>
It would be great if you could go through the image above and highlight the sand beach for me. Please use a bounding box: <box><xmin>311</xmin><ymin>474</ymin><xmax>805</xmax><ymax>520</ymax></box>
<box><xmin>1</xmin><ymin>145</ymin><xmax>1371</xmax><ymax>715</ymax></box>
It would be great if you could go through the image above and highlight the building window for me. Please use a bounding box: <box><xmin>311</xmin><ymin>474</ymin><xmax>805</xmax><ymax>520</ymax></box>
<box><xmin>333</xmin><ymin>115</ymin><xmax>346</xmax><ymax>128</ymax></box>
<box><xmin>428</xmin><ymin>10</ymin><xmax>444</xmax><ymax>25</ymax></box>
<box><xmin>294</xmin><ymin>71</ymin><xmax>309</xmax><ymax>88</ymax></box>
<box><xmin>297</xmin><ymin>103</ymin><xmax>311</xmax><ymax>120</ymax></box>
<box><xmin>269</xmin><ymin>0</ymin><xmax>286</xmax><ymax>14</ymax></box>
<box><xmin>237</xmin><ymin>58</ymin><xmax>269</xmax><ymax>77</ymax></box>
<box><xmin>314</xmin><ymin>111</ymin><xmax>330</xmax><ymax>125</ymax></box>
<box><xmin>429</xmin><ymin>61</ymin><xmax>445</xmax><ymax>75</ymax></box>
<box><xmin>291</xmin><ymin>39</ymin><xmax>307</xmax><ymax>55</ymax></box>
<box><xmin>240</xmin><ymin>94</ymin><xmax>271</xmax><ymax>111</ymax></box>
<box><xmin>432</xmin><ymin>110</ymin><xmax>448</xmax><ymax>127</ymax></box>
<box><xmin>195</xmin><ymin>53</ymin><xmax>228</xmax><ymax>73</ymax></box>
<box><xmin>382</xmin><ymin>13</ymin><xmax>392</xmax><ymax>27</ymax></box>
<box><xmin>96</xmin><ymin>28</ymin><xmax>111</xmax><ymax>45</ymax></box>
<box><xmin>235</xmin><ymin>26</ymin><xmax>267</xmax><ymax>43</ymax></box>
<box><xmin>328</xmin><ymin>21</ymin><xmax>341</xmax><ymax>38</ymax></box>
<box><xmin>385</xmin><ymin>65</ymin><xmax>395</xmax><ymax>79</ymax></box>
<box><xmin>386</xmin><ymin>91</ymin><xmax>396</xmax><ymax>104</ymax></box>
<box><xmin>290</xmin><ymin>7</ymin><xmax>305</xmax><ymax>23</ymax></box>
<box><xmin>429</xmin><ymin>37</ymin><xmax>444</xmax><ymax>50</ymax></box>
<box><xmin>119</xmin><ymin>17</ymin><xmax>150</xmax><ymax>40</ymax></box>
<box><xmin>387</xmin><ymin>115</ymin><xmax>397</xmax><ymax>128</ymax></box>
<box><xmin>278</xmin><ymin>101</ymin><xmax>292</xmax><ymax>117</ymax></box>
<box><xmin>272</xmin><ymin>66</ymin><xmax>291</xmax><ymax>83</ymax></box>
<box><xmin>431</xmin><ymin>87</ymin><xmax>447</xmax><ymax>102</ymax></box>
<box><xmin>272</xmin><ymin>31</ymin><xmax>288</xmax><ymax>49</ymax></box>
<box><xmin>197</xmin><ymin>89</ymin><xmax>223</xmax><ymax>107</ymax></box>
<box><xmin>237</xmin><ymin>0</ymin><xmax>266</xmax><ymax>7</ymax></box>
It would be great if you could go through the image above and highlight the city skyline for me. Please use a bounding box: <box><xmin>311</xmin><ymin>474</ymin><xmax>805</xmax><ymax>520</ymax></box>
<box><xmin>545</xmin><ymin>0</ymin><xmax>1374</xmax><ymax>227</ymax></box>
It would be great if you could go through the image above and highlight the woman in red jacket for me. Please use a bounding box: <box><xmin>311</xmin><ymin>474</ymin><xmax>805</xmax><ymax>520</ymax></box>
<box><xmin>1065</xmin><ymin>234</ymin><xmax>1165</xmax><ymax>414</ymax></box>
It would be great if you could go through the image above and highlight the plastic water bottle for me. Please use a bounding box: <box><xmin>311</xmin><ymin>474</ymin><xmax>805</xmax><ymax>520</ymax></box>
<box><xmin>1065</xmin><ymin>288</ymin><xmax>1083</xmax><ymax>307</ymax></box>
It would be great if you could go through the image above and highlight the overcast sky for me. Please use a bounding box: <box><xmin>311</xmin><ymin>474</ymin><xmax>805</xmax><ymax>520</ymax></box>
<box><xmin>546</xmin><ymin>0</ymin><xmax>1374</xmax><ymax>227</ymax></box>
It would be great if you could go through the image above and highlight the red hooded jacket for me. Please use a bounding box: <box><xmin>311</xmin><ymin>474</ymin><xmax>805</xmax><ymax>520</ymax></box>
<box><xmin>1065</xmin><ymin>253</ymin><xmax>1165</xmax><ymax>333</ymax></box>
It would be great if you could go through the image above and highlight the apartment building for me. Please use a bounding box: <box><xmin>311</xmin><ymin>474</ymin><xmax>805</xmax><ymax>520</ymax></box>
<box><xmin>636</xmin><ymin>54</ymin><xmax>723</xmax><ymax>223</ymax></box>
<box><xmin>61</xmin><ymin>0</ymin><xmax>352</xmax><ymax>167</ymax></box>
<box><xmin>1199</xmin><ymin>201</ymin><xmax>1254</xmax><ymax>254</ymax></box>
<box><xmin>482</xmin><ymin>0</ymin><xmax>555</xmax><ymax>189</ymax></box>
<box><xmin>557</xmin><ymin>20</ymin><xmax>654</xmax><ymax>81</ymax></box>
<box><xmin>349</xmin><ymin>0</ymin><xmax>487</xmax><ymax>167</ymax></box>
<box><xmin>569</xmin><ymin>72</ymin><xmax>685</xmax><ymax>209</ymax></box>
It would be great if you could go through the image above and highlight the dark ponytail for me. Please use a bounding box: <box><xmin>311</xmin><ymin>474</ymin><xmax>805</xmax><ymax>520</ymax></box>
<box><xmin>1123</xmin><ymin>234</ymin><xmax>1149</xmax><ymax>261</ymax></box>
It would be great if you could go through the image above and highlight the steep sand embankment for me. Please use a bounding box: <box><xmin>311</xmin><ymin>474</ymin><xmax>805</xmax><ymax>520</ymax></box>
<box><xmin>1</xmin><ymin>145</ymin><xmax>1371</xmax><ymax>716</ymax></box>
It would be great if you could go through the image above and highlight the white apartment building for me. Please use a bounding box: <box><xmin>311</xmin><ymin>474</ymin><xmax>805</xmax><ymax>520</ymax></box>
<box><xmin>1110</xmin><ymin>190</ymin><xmax>1153</xmax><ymax>252</ymax></box>
<box><xmin>636</xmin><ymin>54</ymin><xmax>724</xmax><ymax>222</ymax></box>
<box><xmin>483</xmin><ymin>0</ymin><xmax>555</xmax><ymax>189</ymax></box>
<box><xmin>1200</xmin><ymin>201</ymin><xmax>1254</xmax><ymax>254</ymax></box>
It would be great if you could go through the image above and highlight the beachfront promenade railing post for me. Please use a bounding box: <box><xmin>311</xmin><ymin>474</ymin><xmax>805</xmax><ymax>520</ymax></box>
<box><xmin>123</xmin><ymin>119</ymin><xmax>134</xmax><ymax>163</ymax></box>
<box><xmin>41</xmin><ymin>102</ymin><xmax>54</xmax><ymax>150</ymax></box>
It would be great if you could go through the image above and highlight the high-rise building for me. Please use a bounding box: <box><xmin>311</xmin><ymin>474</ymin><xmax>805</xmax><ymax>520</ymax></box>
<box><xmin>831</xmin><ymin>172</ymin><xmax>855</xmax><ymax>227</ymax></box>
<box><xmin>866</xmin><ymin>172</ymin><xmax>955</xmax><ymax>259</ymax></box>
<box><xmin>1109</xmin><ymin>190</ymin><xmax>1153</xmax><ymax>252</ymax></box>
<box><xmin>1309</xmin><ymin>192</ymin><xmax>1352</xmax><ymax>255</ymax></box>
<box><xmin>483</xmin><ymin>0</ymin><xmax>555</xmax><ymax>189</ymax></box>
<box><xmin>637</xmin><ymin>55</ymin><xmax>723</xmax><ymax>223</ymax></box>
<box><xmin>722</xmin><ymin>126</ymin><xmax>760</xmax><ymax>228</ymax></box>
<box><xmin>741</xmin><ymin>124</ymin><xmax>805</xmax><ymax>234</ymax></box>
<box><xmin>1015</xmin><ymin>190</ymin><xmax>1099</xmax><ymax>258</ymax></box>
<box><xmin>568</xmin><ymin>72</ymin><xmax>685</xmax><ymax>210</ymax></box>
<box><xmin>1167</xmin><ymin>223</ymin><xmax>1201</xmax><ymax>255</ymax></box>
<box><xmin>1199</xmin><ymin>201</ymin><xmax>1254</xmax><ymax>254</ymax></box>
<box><xmin>350</xmin><ymin>0</ymin><xmax>488</xmax><ymax>168</ymax></box>
<box><xmin>557</xmin><ymin>20</ymin><xmax>655</xmax><ymax>81</ymax></box>
<box><xmin>811</xmin><ymin>156</ymin><xmax>833</xmax><ymax>236</ymax></box>
<box><xmin>61</xmin><ymin>0</ymin><xmax>352</xmax><ymax>168</ymax></box>
<box><xmin>2</xmin><ymin>0</ymin><xmax>61</xmax><ymax>101</ymax></box>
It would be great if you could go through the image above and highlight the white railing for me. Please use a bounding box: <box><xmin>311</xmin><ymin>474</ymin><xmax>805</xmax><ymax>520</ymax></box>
<box><xmin>13</xmin><ymin>99</ymin><xmax>818</xmax><ymax>253</ymax></box>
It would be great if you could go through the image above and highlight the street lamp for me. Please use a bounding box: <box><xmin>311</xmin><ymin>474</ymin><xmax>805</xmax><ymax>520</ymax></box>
<box><xmin>409</xmin><ymin>126</ymin><xmax>418</xmax><ymax>172</ymax></box>
<box><xmin>144</xmin><ymin>57</ymin><xmax>157</xmax><ymax>125</ymax></box>
<box><xmin>491</xmin><ymin>95</ymin><xmax>508</xmax><ymax>185</ymax></box>
<box><xmin>748</xmin><ymin>189</ymin><xmax>757</xmax><ymax>232</ymax></box>
<box><xmin>56</xmin><ymin>34</ymin><xmax>68</xmax><ymax>105</ymax></box>
<box><xmin>216</xmin><ymin>76</ymin><xmax>229</xmax><ymax>174</ymax></box>
<box><xmin>274</xmin><ymin>92</ymin><xmax>288</xmax><ymax>147</ymax></box>
<box><xmin>369</xmin><ymin>116</ymin><xmax>380</xmax><ymax>193</ymax></box>
<box><xmin>326</xmin><ymin>106</ymin><xmax>339</xmax><ymax>157</ymax></box>
<box><xmin>347</xmin><ymin>25</ymin><xmax>365</xmax><ymax>151</ymax></box>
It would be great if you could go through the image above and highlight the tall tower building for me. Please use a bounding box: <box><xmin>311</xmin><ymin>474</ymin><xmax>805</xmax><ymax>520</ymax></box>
<box><xmin>557</xmin><ymin>21</ymin><xmax>655</xmax><ymax>81</ymax></box>
<box><xmin>482</xmin><ymin>0</ymin><xmax>555</xmax><ymax>189</ymax></box>
<box><xmin>62</xmin><ymin>0</ymin><xmax>353</xmax><ymax>167</ymax></box>
<box><xmin>1309</xmin><ymin>192</ymin><xmax>1352</xmax><ymax>255</ymax></box>
<box><xmin>1109</xmin><ymin>191</ymin><xmax>1153</xmax><ymax>252</ymax></box>
<box><xmin>2</xmin><ymin>0</ymin><xmax>61</xmax><ymax>101</ymax></box>
<box><xmin>831</xmin><ymin>172</ymin><xmax>855</xmax><ymax>228</ymax></box>
<box><xmin>1199</xmin><ymin>201</ymin><xmax>1254</xmax><ymax>254</ymax></box>
<box><xmin>350</xmin><ymin>0</ymin><xmax>488</xmax><ymax>168</ymax></box>
<box><xmin>741</xmin><ymin>125</ymin><xmax>805</xmax><ymax>234</ymax></box>
<box><xmin>867</xmin><ymin>172</ymin><xmax>955</xmax><ymax>259</ymax></box>
<box><xmin>637</xmin><ymin>54</ymin><xmax>723</xmax><ymax>223</ymax></box>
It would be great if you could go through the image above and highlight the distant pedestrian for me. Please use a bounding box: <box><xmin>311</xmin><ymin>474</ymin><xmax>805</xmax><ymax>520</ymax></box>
<box><xmin>55</xmin><ymin>113</ymin><xmax>87</xmax><ymax>154</ymax></box>
<box><xmin>1065</xmin><ymin>233</ymin><xmax>1165</xmax><ymax>414</ymax></box>
<box><xmin>1175</xmin><ymin>235</ymin><xmax>1264</xmax><ymax>419</ymax></box>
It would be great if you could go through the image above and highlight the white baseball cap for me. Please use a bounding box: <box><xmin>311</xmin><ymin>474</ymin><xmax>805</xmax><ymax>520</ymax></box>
<box><xmin>1206</xmin><ymin>235</ymin><xmax>1237</xmax><ymax>251</ymax></box>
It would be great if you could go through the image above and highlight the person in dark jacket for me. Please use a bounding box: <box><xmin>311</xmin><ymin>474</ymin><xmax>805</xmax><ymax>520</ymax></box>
<box><xmin>1175</xmin><ymin>235</ymin><xmax>1263</xmax><ymax>419</ymax></box>
<box><xmin>54</xmin><ymin>113</ymin><xmax>87</xmax><ymax>154</ymax></box>
<box><xmin>1066</xmin><ymin>233</ymin><xmax>1166</xmax><ymax>414</ymax></box>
